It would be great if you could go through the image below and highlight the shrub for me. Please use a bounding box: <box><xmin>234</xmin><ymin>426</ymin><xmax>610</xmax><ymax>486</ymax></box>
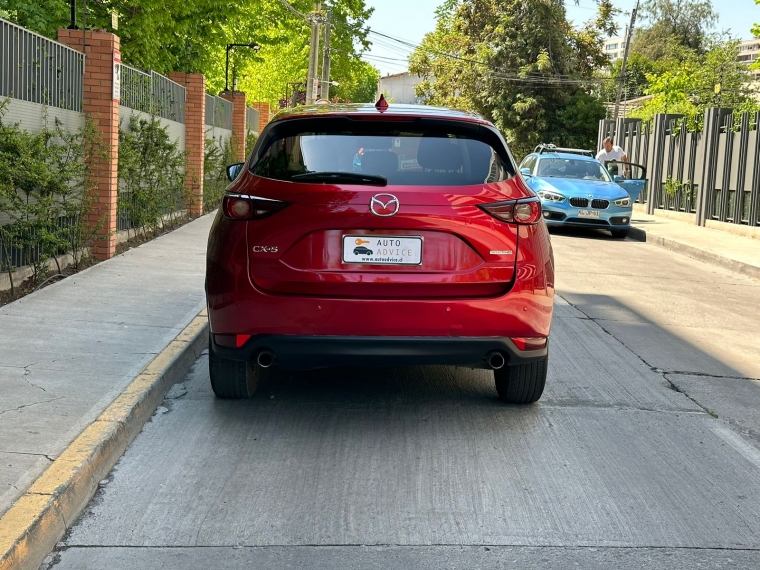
<box><xmin>118</xmin><ymin>114</ymin><xmax>189</xmax><ymax>240</ymax></box>
<box><xmin>0</xmin><ymin>101</ymin><xmax>103</xmax><ymax>294</ymax></box>
<box><xmin>203</xmin><ymin>135</ymin><xmax>235</xmax><ymax>214</ymax></box>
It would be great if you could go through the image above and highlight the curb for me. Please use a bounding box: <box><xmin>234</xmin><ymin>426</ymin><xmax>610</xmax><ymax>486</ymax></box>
<box><xmin>628</xmin><ymin>226</ymin><xmax>760</xmax><ymax>281</ymax></box>
<box><xmin>0</xmin><ymin>312</ymin><xmax>209</xmax><ymax>570</ymax></box>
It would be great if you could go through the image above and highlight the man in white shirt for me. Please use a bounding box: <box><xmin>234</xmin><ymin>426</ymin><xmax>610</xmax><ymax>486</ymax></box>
<box><xmin>596</xmin><ymin>137</ymin><xmax>629</xmax><ymax>177</ymax></box>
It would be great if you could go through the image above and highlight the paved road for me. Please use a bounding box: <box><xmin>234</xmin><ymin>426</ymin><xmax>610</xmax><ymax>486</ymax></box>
<box><xmin>43</xmin><ymin>229</ymin><xmax>760</xmax><ymax>569</ymax></box>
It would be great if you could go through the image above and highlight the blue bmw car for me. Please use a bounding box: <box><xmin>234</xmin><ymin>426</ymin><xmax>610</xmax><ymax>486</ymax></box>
<box><xmin>519</xmin><ymin>148</ymin><xmax>646</xmax><ymax>238</ymax></box>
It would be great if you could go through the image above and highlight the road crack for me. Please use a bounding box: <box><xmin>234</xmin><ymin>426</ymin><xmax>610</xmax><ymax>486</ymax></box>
<box><xmin>556</xmin><ymin>294</ymin><xmax>716</xmax><ymax>416</ymax></box>
<box><xmin>0</xmin><ymin>450</ymin><xmax>55</xmax><ymax>461</ymax></box>
<box><xmin>0</xmin><ymin>396</ymin><xmax>64</xmax><ymax>416</ymax></box>
<box><xmin>661</xmin><ymin>370</ymin><xmax>759</xmax><ymax>382</ymax></box>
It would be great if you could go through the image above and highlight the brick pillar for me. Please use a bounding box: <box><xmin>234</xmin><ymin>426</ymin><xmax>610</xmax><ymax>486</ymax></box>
<box><xmin>220</xmin><ymin>91</ymin><xmax>247</xmax><ymax>162</ymax></box>
<box><xmin>169</xmin><ymin>72</ymin><xmax>205</xmax><ymax>216</ymax></box>
<box><xmin>57</xmin><ymin>29</ymin><xmax>119</xmax><ymax>260</ymax></box>
<box><xmin>250</xmin><ymin>102</ymin><xmax>271</xmax><ymax>134</ymax></box>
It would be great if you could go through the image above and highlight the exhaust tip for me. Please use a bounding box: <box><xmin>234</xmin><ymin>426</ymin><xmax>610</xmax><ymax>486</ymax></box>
<box><xmin>257</xmin><ymin>350</ymin><xmax>275</xmax><ymax>368</ymax></box>
<box><xmin>486</xmin><ymin>351</ymin><xmax>506</xmax><ymax>370</ymax></box>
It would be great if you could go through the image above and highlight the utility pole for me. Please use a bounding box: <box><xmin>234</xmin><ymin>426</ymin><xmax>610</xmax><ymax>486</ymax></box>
<box><xmin>613</xmin><ymin>1</ymin><xmax>639</xmax><ymax>122</ymax></box>
<box><xmin>321</xmin><ymin>9</ymin><xmax>332</xmax><ymax>101</ymax></box>
<box><xmin>305</xmin><ymin>3</ymin><xmax>323</xmax><ymax>105</ymax></box>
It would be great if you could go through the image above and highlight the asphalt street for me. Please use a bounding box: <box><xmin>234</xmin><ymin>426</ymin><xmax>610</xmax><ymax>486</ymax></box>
<box><xmin>43</xmin><ymin>229</ymin><xmax>760</xmax><ymax>569</ymax></box>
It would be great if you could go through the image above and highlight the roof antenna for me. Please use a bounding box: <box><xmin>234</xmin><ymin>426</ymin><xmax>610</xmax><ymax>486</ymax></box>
<box><xmin>375</xmin><ymin>93</ymin><xmax>389</xmax><ymax>112</ymax></box>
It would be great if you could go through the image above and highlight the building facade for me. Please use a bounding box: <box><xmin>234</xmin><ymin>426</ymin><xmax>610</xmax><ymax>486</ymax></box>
<box><xmin>603</xmin><ymin>34</ymin><xmax>634</xmax><ymax>65</ymax></box>
<box><xmin>738</xmin><ymin>39</ymin><xmax>760</xmax><ymax>65</ymax></box>
<box><xmin>377</xmin><ymin>72</ymin><xmax>423</xmax><ymax>105</ymax></box>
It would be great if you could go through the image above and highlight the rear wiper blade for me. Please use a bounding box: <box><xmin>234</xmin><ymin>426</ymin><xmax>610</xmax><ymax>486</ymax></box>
<box><xmin>291</xmin><ymin>171</ymin><xmax>387</xmax><ymax>186</ymax></box>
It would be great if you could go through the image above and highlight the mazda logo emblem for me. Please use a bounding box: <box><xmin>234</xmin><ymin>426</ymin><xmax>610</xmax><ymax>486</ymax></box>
<box><xmin>370</xmin><ymin>193</ymin><xmax>400</xmax><ymax>217</ymax></box>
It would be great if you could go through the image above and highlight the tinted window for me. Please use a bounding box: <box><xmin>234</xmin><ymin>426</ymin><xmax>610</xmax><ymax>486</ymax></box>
<box><xmin>252</xmin><ymin>130</ymin><xmax>512</xmax><ymax>186</ymax></box>
<box><xmin>537</xmin><ymin>158</ymin><xmax>611</xmax><ymax>182</ymax></box>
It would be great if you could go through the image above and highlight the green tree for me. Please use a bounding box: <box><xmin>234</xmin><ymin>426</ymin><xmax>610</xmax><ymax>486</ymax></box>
<box><xmin>410</xmin><ymin>0</ymin><xmax>613</xmax><ymax>157</ymax></box>
<box><xmin>600</xmin><ymin>53</ymin><xmax>657</xmax><ymax>102</ymax></box>
<box><xmin>631</xmin><ymin>40</ymin><xmax>758</xmax><ymax>126</ymax></box>
<box><xmin>751</xmin><ymin>0</ymin><xmax>760</xmax><ymax>71</ymax></box>
<box><xmin>632</xmin><ymin>0</ymin><xmax>717</xmax><ymax>60</ymax></box>
<box><xmin>0</xmin><ymin>0</ymin><xmax>377</xmax><ymax>109</ymax></box>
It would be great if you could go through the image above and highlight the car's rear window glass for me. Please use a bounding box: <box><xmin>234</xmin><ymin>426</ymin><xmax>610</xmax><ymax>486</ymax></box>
<box><xmin>251</xmin><ymin>129</ymin><xmax>512</xmax><ymax>186</ymax></box>
<box><xmin>537</xmin><ymin>158</ymin><xmax>612</xmax><ymax>182</ymax></box>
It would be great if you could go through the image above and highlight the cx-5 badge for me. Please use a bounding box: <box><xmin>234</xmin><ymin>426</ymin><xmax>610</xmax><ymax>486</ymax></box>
<box><xmin>370</xmin><ymin>194</ymin><xmax>400</xmax><ymax>217</ymax></box>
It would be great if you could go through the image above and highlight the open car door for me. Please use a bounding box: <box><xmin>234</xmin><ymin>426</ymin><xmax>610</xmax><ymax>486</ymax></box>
<box><xmin>604</xmin><ymin>161</ymin><xmax>646</xmax><ymax>203</ymax></box>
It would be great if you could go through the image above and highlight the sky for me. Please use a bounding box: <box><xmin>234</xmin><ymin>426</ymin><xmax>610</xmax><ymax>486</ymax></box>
<box><xmin>364</xmin><ymin>0</ymin><xmax>760</xmax><ymax>76</ymax></box>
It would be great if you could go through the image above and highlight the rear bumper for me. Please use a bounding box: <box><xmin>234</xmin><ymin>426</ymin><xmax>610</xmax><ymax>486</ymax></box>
<box><xmin>211</xmin><ymin>334</ymin><xmax>548</xmax><ymax>370</ymax></box>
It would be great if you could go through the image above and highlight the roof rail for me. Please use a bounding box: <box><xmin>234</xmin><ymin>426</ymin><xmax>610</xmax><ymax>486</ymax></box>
<box><xmin>534</xmin><ymin>143</ymin><xmax>594</xmax><ymax>157</ymax></box>
<box><xmin>534</xmin><ymin>143</ymin><xmax>557</xmax><ymax>154</ymax></box>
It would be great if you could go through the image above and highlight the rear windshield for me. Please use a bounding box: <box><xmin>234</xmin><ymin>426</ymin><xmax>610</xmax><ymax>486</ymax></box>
<box><xmin>537</xmin><ymin>157</ymin><xmax>612</xmax><ymax>182</ymax></box>
<box><xmin>251</xmin><ymin>126</ymin><xmax>513</xmax><ymax>186</ymax></box>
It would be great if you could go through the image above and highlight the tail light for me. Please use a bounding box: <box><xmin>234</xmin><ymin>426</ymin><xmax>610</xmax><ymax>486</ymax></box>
<box><xmin>222</xmin><ymin>194</ymin><xmax>288</xmax><ymax>221</ymax></box>
<box><xmin>480</xmin><ymin>198</ymin><xmax>542</xmax><ymax>225</ymax></box>
<box><xmin>511</xmin><ymin>337</ymin><xmax>547</xmax><ymax>351</ymax></box>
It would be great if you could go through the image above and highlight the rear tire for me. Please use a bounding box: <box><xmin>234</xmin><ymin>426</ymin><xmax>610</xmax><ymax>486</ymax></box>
<box><xmin>208</xmin><ymin>334</ymin><xmax>262</xmax><ymax>399</ymax></box>
<box><xmin>610</xmin><ymin>229</ymin><xmax>630</xmax><ymax>239</ymax></box>
<box><xmin>494</xmin><ymin>354</ymin><xmax>548</xmax><ymax>404</ymax></box>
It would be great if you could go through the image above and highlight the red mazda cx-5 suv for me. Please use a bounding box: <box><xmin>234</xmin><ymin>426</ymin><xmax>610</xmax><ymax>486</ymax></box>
<box><xmin>206</xmin><ymin>102</ymin><xmax>554</xmax><ymax>403</ymax></box>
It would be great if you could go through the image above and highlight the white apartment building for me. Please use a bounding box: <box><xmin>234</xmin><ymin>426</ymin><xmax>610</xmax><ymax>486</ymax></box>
<box><xmin>603</xmin><ymin>34</ymin><xmax>634</xmax><ymax>64</ymax></box>
<box><xmin>738</xmin><ymin>39</ymin><xmax>760</xmax><ymax>65</ymax></box>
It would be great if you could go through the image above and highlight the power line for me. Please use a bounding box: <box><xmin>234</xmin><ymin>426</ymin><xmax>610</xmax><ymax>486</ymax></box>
<box><xmin>364</xmin><ymin>28</ymin><xmax>612</xmax><ymax>84</ymax></box>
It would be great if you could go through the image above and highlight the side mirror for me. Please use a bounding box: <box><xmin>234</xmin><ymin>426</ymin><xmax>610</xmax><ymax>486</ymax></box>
<box><xmin>226</xmin><ymin>163</ymin><xmax>244</xmax><ymax>182</ymax></box>
<box><xmin>520</xmin><ymin>168</ymin><xmax>533</xmax><ymax>177</ymax></box>
<box><xmin>613</xmin><ymin>175</ymin><xmax>625</xmax><ymax>183</ymax></box>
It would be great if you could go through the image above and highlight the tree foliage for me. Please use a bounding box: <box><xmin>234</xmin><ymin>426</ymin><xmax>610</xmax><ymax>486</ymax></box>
<box><xmin>632</xmin><ymin>0</ymin><xmax>717</xmax><ymax>60</ymax></box>
<box><xmin>0</xmin><ymin>0</ymin><xmax>379</xmax><ymax>108</ymax></box>
<box><xmin>600</xmin><ymin>53</ymin><xmax>657</xmax><ymax>102</ymax></box>
<box><xmin>118</xmin><ymin>114</ymin><xmax>189</xmax><ymax>239</ymax></box>
<box><xmin>630</xmin><ymin>41</ymin><xmax>759</xmax><ymax>127</ymax></box>
<box><xmin>409</xmin><ymin>0</ymin><xmax>612</xmax><ymax>158</ymax></box>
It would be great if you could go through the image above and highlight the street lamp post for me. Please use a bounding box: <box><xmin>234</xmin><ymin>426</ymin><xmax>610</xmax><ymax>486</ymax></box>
<box><xmin>225</xmin><ymin>43</ymin><xmax>261</xmax><ymax>92</ymax></box>
<box><xmin>68</xmin><ymin>0</ymin><xmax>78</xmax><ymax>29</ymax></box>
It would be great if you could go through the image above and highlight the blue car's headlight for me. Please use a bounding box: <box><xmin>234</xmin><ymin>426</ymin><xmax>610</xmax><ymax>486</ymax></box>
<box><xmin>538</xmin><ymin>190</ymin><xmax>565</xmax><ymax>203</ymax></box>
<box><xmin>614</xmin><ymin>197</ymin><xmax>631</xmax><ymax>207</ymax></box>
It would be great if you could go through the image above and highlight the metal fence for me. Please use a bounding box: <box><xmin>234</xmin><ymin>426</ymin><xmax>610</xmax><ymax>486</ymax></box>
<box><xmin>599</xmin><ymin>109</ymin><xmax>760</xmax><ymax>227</ymax></box>
<box><xmin>0</xmin><ymin>17</ymin><xmax>84</xmax><ymax>112</ymax></box>
<box><xmin>120</xmin><ymin>65</ymin><xmax>151</xmax><ymax>114</ymax></box>
<box><xmin>205</xmin><ymin>94</ymin><xmax>233</xmax><ymax>130</ymax></box>
<box><xmin>120</xmin><ymin>64</ymin><xmax>185</xmax><ymax>123</ymax></box>
<box><xmin>0</xmin><ymin>216</ymin><xmax>76</xmax><ymax>271</ymax></box>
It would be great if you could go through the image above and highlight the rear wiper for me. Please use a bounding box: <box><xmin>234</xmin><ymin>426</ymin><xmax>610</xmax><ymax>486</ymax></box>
<box><xmin>291</xmin><ymin>171</ymin><xmax>387</xmax><ymax>186</ymax></box>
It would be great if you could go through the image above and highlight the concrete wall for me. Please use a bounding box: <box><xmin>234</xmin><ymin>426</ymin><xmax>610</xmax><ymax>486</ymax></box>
<box><xmin>204</xmin><ymin>125</ymin><xmax>233</xmax><ymax>152</ymax></box>
<box><xmin>377</xmin><ymin>72</ymin><xmax>423</xmax><ymax>105</ymax></box>
<box><xmin>119</xmin><ymin>106</ymin><xmax>186</xmax><ymax>152</ymax></box>
<box><xmin>1</xmin><ymin>98</ymin><xmax>85</xmax><ymax>135</ymax></box>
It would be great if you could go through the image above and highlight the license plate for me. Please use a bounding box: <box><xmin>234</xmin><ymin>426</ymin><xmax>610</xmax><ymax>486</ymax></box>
<box><xmin>342</xmin><ymin>235</ymin><xmax>422</xmax><ymax>265</ymax></box>
<box><xmin>578</xmin><ymin>210</ymin><xmax>600</xmax><ymax>218</ymax></box>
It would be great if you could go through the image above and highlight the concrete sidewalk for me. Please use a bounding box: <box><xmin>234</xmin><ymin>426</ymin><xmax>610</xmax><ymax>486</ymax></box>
<box><xmin>629</xmin><ymin>212</ymin><xmax>760</xmax><ymax>280</ymax></box>
<box><xmin>0</xmin><ymin>214</ymin><xmax>213</xmax><ymax>519</ymax></box>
